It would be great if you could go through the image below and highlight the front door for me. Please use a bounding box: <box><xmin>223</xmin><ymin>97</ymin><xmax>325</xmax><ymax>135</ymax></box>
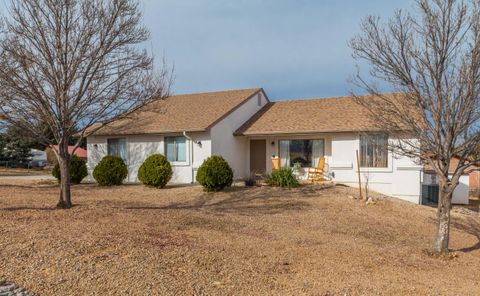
<box><xmin>250</xmin><ymin>140</ymin><xmax>266</xmax><ymax>173</ymax></box>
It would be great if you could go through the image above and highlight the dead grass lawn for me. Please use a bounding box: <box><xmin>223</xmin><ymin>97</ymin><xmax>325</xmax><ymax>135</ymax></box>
<box><xmin>1</xmin><ymin>179</ymin><xmax>479</xmax><ymax>295</ymax></box>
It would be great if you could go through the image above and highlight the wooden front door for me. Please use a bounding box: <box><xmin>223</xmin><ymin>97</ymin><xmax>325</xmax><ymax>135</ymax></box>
<box><xmin>250</xmin><ymin>140</ymin><xmax>266</xmax><ymax>173</ymax></box>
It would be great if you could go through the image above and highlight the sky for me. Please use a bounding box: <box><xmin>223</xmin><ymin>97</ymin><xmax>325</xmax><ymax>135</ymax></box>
<box><xmin>143</xmin><ymin>0</ymin><xmax>414</xmax><ymax>101</ymax></box>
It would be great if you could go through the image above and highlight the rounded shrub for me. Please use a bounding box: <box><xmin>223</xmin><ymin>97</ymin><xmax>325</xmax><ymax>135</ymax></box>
<box><xmin>196</xmin><ymin>156</ymin><xmax>233</xmax><ymax>192</ymax></box>
<box><xmin>137</xmin><ymin>154</ymin><xmax>172</xmax><ymax>188</ymax></box>
<box><xmin>52</xmin><ymin>155</ymin><xmax>88</xmax><ymax>184</ymax></box>
<box><xmin>93</xmin><ymin>155</ymin><xmax>128</xmax><ymax>186</ymax></box>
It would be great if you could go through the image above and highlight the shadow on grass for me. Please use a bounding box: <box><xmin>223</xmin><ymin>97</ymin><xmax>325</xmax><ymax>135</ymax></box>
<box><xmin>124</xmin><ymin>186</ymin><xmax>332</xmax><ymax>215</ymax></box>
<box><xmin>0</xmin><ymin>206</ymin><xmax>57</xmax><ymax>211</ymax></box>
<box><xmin>0</xmin><ymin>184</ymin><xmax>58</xmax><ymax>189</ymax></box>
<box><xmin>451</xmin><ymin>218</ymin><xmax>480</xmax><ymax>253</ymax></box>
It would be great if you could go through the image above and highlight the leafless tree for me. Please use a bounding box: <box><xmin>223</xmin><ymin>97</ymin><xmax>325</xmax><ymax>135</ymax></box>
<box><xmin>0</xmin><ymin>0</ymin><xmax>171</xmax><ymax>208</ymax></box>
<box><xmin>350</xmin><ymin>0</ymin><xmax>480</xmax><ymax>254</ymax></box>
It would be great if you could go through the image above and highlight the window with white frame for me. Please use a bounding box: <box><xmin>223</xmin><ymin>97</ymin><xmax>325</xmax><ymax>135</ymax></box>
<box><xmin>165</xmin><ymin>136</ymin><xmax>187</xmax><ymax>162</ymax></box>
<box><xmin>359</xmin><ymin>134</ymin><xmax>388</xmax><ymax>168</ymax></box>
<box><xmin>107</xmin><ymin>138</ymin><xmax>127</xmax><ymax>161</ymax></box>
<box><xmin>278</xmin><ymin>139</ymin><xmax>324</xmax><ymax>168</ymax></box>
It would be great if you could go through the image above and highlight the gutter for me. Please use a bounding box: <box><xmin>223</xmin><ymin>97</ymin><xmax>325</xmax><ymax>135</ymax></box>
<box><xmin>183</xmin><ymin>131</ymin><xmax>202</xmax><ymax>184</ymax></box>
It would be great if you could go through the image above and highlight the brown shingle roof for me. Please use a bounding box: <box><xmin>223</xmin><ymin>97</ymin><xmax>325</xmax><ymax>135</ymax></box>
<box><xmin>92</xmin><ymin>88</ymin><xmax>263</xmax><ymax>136</ymax></box>
<box><xmin>235</xmin><ymin>94</ymin><xmax>401</xmax><ymax>136</ymax></box>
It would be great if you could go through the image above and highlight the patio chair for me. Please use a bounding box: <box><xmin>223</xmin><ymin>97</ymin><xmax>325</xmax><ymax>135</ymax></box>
<box><xmin>307</xmin><ymin>157</ymin><xmax>325</xmax><ymax>183</ymax></box>
<box><xmin>271</xmin><ymin>156</ymin><xmax>281</xmax><ymax>170</ymax></box>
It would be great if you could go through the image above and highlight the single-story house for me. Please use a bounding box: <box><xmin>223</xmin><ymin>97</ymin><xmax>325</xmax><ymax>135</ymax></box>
<box><xmin>423</xmin><ymin>156</ymin><xmax>479</xmax><ymax>204</ymax></box>
<box><xmin>87</xmin><ymin>88</ymin><xmax>424</xmax><ymax>204</ymax></box>
<box><xmin>45</xmin><ymin>145</ymin><xmax>88</xmax><ymax>164</ymax></box>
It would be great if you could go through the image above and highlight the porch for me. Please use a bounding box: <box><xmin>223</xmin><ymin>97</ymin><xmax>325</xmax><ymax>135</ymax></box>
<box><xmin>247</xmin><ymin>134</ymin><xmax>334</xmax><ymax>181</ymax></box>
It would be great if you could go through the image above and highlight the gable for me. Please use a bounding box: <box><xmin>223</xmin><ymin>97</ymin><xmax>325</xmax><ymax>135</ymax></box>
<box><xmin>91</xmin><ymin>88</ymin><xmax>263</xmax><ymax>136</ymax></box>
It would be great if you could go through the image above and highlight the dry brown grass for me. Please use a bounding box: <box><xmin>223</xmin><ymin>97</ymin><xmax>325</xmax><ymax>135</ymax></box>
<box><xmin>1</xmin><ymin>178</ymin><xmax>479</xmax><ymax>295</ymax></box>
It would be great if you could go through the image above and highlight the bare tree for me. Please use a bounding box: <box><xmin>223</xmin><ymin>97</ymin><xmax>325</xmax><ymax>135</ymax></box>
<box><xmin>0</xmin><ymin>0</ymin><xmax>171</xmax><ymax>208</ymax></box>
<box><xmin>350</xmin><ymin>0</ymin><xmax>480</xmax><ymax>255</ymax></box>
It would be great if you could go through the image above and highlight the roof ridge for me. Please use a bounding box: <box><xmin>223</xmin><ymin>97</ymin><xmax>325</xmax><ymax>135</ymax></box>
<box><xmin>272</xmin><ymin>92</ymin><xmax>403</xmax><ymax>103</ymax></box>
<box><xmin>171</xmin><ymin>88</ymin><xmax>262</xmax><ymax>97</ymax></box>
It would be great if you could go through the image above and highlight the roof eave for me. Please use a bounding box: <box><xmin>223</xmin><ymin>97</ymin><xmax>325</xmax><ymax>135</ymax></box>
<box><xmin>91</xmin><ymin>128</ymin><xmax>208</xmax><ymax>137</ymax></box>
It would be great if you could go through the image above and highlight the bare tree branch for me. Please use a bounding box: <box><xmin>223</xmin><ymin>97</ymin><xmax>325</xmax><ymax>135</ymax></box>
<box><xmin>0</xmin><ymin>0</ymin><xmax>172</xmax><ymax>208</ymax></box>
<box><xmin>350</xmin><ymin>0</ymin><xmax>480</xmax><ymax>254</ymax></box>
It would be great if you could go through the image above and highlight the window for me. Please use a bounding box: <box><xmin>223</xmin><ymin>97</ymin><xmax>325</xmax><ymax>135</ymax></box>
<box><xmin>278</xmin><ymin>139</ymin><xmax>324</xmax><ymax>168</ymax></box>
<box><xmin>257</xmin><ymin>94</ymin><xmax>262</xmax><ymax>106</ymax></box>
<box><xmin>359</xmin><ymin>134</ymin><xmax>388</xmax><ymax>168</ymax></box>
<box><xmin>165</xmin><ymin>136</ymin><xmax>187</xmax><ymax>162</ymax></box>
<box><xmin>107</xmin><ymin>138</ymin><xmax>127</xmax><ymax>161</ymax></box>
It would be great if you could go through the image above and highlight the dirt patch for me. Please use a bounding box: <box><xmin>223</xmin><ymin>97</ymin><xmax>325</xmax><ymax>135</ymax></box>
<box><xmin>0</xmin><ymin>181</ymin><xmax>479</xmax><ymax>295</ymax></box>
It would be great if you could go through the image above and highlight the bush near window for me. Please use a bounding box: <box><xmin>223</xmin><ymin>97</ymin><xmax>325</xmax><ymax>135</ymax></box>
<box><xmin>52</xmin><ymin>155</ymin><xmax>88</xmax><ymax>184</ymax></box>
<box><xmin>93</xmin><ymin>155</ymin><xmax>128</xmax><ymax>186</ymax></box>
<box><xmin>137</xmin><ymin>154</ymin><xmax>172</xmax><ymax>188</ymax></box>
<box><xmin>196</xmin><ymin>156</ymin><xmax>233</xmax><ymax>192</ymax></box>
<box><xmin>265</xmin><ymin>167</ymin><xmax>299</xmax><ymax>188</ymax></box>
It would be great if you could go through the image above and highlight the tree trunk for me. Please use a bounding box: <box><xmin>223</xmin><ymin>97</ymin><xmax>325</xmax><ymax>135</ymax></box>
<box><xmin>56</xmin><ymin>142</ymin><xmax>72</xmax><ymax>209</ymax></box>
<box><xmin>433</xmin><ymin>181</ymin><xmax>453</xmax><ymax>254</ymax></box>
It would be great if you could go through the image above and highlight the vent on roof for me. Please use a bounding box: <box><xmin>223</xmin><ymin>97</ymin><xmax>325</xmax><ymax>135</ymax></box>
<box><xmin>257</xmin><ymin>93</ymin><xmax>261</xmax><ymax>106</ymax></box>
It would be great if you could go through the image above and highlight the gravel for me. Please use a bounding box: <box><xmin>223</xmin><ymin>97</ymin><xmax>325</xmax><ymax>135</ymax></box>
<box><xmin>0</xmin><ymin>279</ymin><xmax>35</xmax><ymax>296</ymax></box>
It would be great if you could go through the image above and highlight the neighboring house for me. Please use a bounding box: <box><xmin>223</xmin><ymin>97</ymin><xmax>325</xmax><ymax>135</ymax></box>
<box><xmin>29</xmin><ymin>149</ymin><xmax>47</xmax><ymax>167</ymax></box>
<box><xmin>45</xmin><ymin>145</ymin><xmax>88</xmax><ymax>164</ymax></box>
<box><xmin>424</xmin><ymin>156</ymin><xmax>479</xmax><ymax>204</ymax></box>
<box><xmin>86</xmin><ymin>88</ymin><xmax>424</xmax><ymax>204</ymax></box>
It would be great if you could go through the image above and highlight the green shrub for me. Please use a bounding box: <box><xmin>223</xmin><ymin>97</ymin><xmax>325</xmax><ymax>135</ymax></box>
<box><xmin>52</xmin><ymin>155</ymin><xmax>88</xmax><ymax>184</ymax></box>
<box><xmin>264</xmin><ymin>167</ymin><xmax>299</xmax><ymax>188</ymax></box>
<box><xmin>93</xmin><ymin>155</ymin><xmax>128</xmax><ymax>186</ymax></box>
<box><xmin>137</xmin><ymin>154</ymin><xmax>172</xmax><ymax>188</ymax></box>
<box><xmin>196</xmin><ymin>156</ymin><xmax>233</xmax><ymax>192</ymax></box>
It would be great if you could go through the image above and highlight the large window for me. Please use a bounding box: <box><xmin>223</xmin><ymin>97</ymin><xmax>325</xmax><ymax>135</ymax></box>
<box><xmin>107</xmin><ymin>138</ymin><xmax>127</xmax><ymax>161</ymax></box>
<box><xmin>165</xmin><ymin>136</ymin><xmax>187</xmax><ymax>162</ymax></box>
<box><xmin>359</xmin><ymin>134</ymin><xmax>388</xmax><ymax>168</ymax></box>
<box><xmin>279</xmin><ymin>139</ymin><xmax>324</xmax><ymax>168</ymax></box>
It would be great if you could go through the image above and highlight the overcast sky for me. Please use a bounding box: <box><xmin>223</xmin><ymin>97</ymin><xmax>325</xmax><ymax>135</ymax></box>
<box><xmin>143</xmin><ymin>0</ymin><xmax>414</xmax><ymax>100</ymax></box>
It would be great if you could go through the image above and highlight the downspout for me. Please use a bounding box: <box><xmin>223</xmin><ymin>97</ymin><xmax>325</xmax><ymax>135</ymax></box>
<box><xmin>183</xmin><ymin>131</ymin><xmax>196</xmax><ymax>184</ymax></box>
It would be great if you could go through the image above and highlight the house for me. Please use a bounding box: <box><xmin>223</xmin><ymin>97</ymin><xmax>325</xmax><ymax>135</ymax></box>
<box><xmin>423</xmin><ymin>156</ymin><xmax>478</xmax><ymax>204</ymax></box>
<box><xmin>86</xmin><ymin>88</ymin><xmax>424</xmax><ymax>204</ymax></box>
<box><xmin>45</xmin><ymin>145</ymin><xmax>88</xmax><ymax>164</ymax></box>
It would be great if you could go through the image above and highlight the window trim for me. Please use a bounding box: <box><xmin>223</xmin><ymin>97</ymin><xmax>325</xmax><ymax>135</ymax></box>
<box><xmin>164</xmin><ymin>136</ymin><xmax>189</xmax><ymax>166</ymax></box>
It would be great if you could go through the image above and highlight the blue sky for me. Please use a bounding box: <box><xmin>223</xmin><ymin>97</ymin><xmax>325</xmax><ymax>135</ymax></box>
<box><xmin>143</xmin><ymin>0</ymin><xmax>414</xmax><ymax>100</ymax></box>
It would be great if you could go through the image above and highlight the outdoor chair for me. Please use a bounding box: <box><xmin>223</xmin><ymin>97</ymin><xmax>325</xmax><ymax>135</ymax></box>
<box><xmin>307</xmin><ymin>157</ymin><xmax>325</xmax><ymax>183</ymax></box>
<box><xmin>271</xmin><ymin>156</ymin><xmax>281</xmax><ymax>170</ymax></box>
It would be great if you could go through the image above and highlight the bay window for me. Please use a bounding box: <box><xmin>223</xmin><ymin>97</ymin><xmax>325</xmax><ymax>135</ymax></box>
<box><xmin>359</xmin><ymin>134</ymin><xmax>388</xmax><ymax>168</ymax></box>
<box><xmin>279</xmin><ymin>139</ymin><xmax>324</xmax><ymax>168</ymax></box>
<box><xmin>165</xmin><ymin>136</ymin><xmax>187</xmax><ymax>162</ymax></box>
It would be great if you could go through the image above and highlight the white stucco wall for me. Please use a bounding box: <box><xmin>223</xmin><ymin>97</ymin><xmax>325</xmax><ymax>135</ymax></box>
<box><xmin>211</xmin><ymin>91</ymin><xmax>269</xmax><ymax>179</ymax></box>
<box><xmin>87</xmin><ymin>132</ymin><xmax>211</xmax><ymax>184</ymax></box>
<box><xmin>450</xmin><ymin>174</ymin><xmax>469</xmax><ymax>205</ymax></box>
<box><xmin>255</xmin><ymin>132</ymin><xmax>422</xmax><ymax>204</ymax></box>
<box><xmin>329</xmin><ymin>133</ymin><xmax>422</xmax><ymax>203</ymax></box>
